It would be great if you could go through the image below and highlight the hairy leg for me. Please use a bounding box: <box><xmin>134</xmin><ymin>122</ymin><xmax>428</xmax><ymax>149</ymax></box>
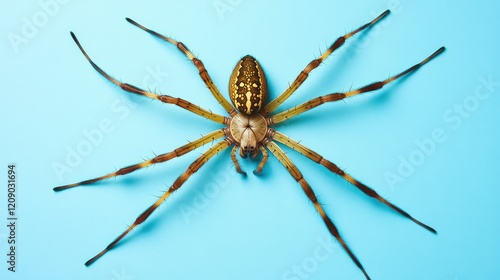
<box><xmin>85</xmin><ymin>139</ymin><xmax>232</xmax><ymax>266</ymax></box>
<box><xmin>265</xmin><ymin>140</ymin><xmax>371</xmax><ymax>279</ymax></box>
<box><xmin>126</xmin><ymin>18</ymin><xmax>236</xmax><ymax>116</ymax></box>
<box><xmin>271</xmin><ymin>130</ymin><xmax>436</xmax><ymax>233</ymax></box>
<box><xmin>54</xmin><ymin>129</ymin><xmax>227</xmax><ymax>191</ymax></box>
<box><xmin>263</xmin><ymin>10</ymin><xmax>391</xmax><ymax>115</ymax></box>
<box><xmin>269</xmin><ymin>47</ymin><xmax>445</xmax><ymax>124</ymax></box>
<box><xmin>71</xmin><ymin>32</ymin><xmax>227</xmax><ymax>124</ymax></box>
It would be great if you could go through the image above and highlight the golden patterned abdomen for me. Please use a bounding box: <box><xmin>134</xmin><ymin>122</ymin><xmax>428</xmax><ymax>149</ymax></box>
<box><xmin>228</xmin><ymin>55</ymin><xmax>268</xmax><ymax>115</ymax></box>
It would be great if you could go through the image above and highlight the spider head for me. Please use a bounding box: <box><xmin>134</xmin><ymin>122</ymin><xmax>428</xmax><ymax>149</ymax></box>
<box><xmin>240</xmin><ymin>146</ymin><xmax>257</xmax><ymax>158</ymax></box>
<box><xmin>239</xmin><ymin>129</ymin><xmax>259</xmax><ymax>159</ymax></box>
<box><xmin>229</xmin><ymin>113</ymin><xmax>267</xmax><ymax>160</ymax></box>
<box><xmin>228</xmin><ymin>55</ymin><xmax>268</xmax><ymax>115</ymax></box>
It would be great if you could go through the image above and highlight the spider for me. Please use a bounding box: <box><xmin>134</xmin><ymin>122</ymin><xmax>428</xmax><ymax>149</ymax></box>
<box><xmin>55</xmin><ymin>9</ymin><xmax>444</xmax><ymax>279</ymax></box>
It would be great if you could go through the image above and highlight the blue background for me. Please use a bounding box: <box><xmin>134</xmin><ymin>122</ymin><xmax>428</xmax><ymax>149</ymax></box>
<box><xmin>1</xmin><ymin>1</ymin><xmax>499</xmax><ymax>279</ymax></box>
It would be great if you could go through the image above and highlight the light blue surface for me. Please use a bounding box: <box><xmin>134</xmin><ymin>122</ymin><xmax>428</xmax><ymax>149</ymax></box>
<box><xmin>1</xmin><ymin>1</ymin><xmax>499</xmax><ymax>279</ymax></box>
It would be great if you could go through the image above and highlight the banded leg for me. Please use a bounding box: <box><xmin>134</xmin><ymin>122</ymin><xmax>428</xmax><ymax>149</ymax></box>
<box><xmin>70</xmin><ymin>32</ymin><xmax>227</xmax><ymax>124</ymax></box>
<box><xmin>85</xmin><ymin>139</ymin><xmax>232</xmax><ymax>266</ymax></box>
<box><xmin>265</xmin><ymin>140</ymin><xmax>371</xmax><ymax>279</ymax></box>
<box><xmin>253</xmin><ymin>146</ymin><xmax>268</xmax><ymax>174</ymax></box>
<box><xmin>263</xmin><ymin>10</ymin><xmax>391</xmax><ymax>115</ymax></box>
<box><xmin>125</xmin><ymin>18</ymin><xmax>236</xmax><ymax>116</ymax></box>
<box><xmin>272</xmin><ymin>130</ymin><xmax>436</xmax><ymax>233</ymax></box>
<box><xmin>270</xmin><ymin>47</ymin><xmax>445</xmax><ymax>124</ymax></box>
<box><xmin>54</xmin><ymin>129</ymin><xmax>226</xmax><ymax>191</ymax></box>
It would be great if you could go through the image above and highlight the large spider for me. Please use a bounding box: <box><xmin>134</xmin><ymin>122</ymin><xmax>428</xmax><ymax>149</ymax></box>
<box><xmin>55</xmin><ymin>10</ymin><xmax>444</xmax><ymax>279</ymax></box>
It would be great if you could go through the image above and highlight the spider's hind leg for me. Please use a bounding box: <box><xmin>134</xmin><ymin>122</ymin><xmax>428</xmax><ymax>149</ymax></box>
<box><xmin>269</xmin><ymin>47</ymin><xmax>445</xmax><ymax>124</ymax></box>
<box><xmin>70</xmin><ymin>32</ymin><xmax>227</xmax><ymax>124</ymax></box>
<box><xmin>125</xmin><ymin>18</ymin><xmax>236</xmax><ymax>116</ymax></box>
<box><xmin>263</xmin><ymin>9</ymin><xmax>391</xmax><ymax>115</ymax></box>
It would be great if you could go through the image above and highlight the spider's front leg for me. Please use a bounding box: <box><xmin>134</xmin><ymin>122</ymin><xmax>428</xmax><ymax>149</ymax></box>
<box><xmin>85</xmin><ymin>139</ymin><xmax>233</xmax><ymax>266</ymax></box>
<box><xmin>271</xmin><ymin>130</ymin><xmax>436</xmax><ymax>233</ymax></box>
<box><xmin>54</xmin><ymin>129</ymin><xmax>227</xmax><ymax>191</ymax></box>
<box><xmin>264</xmin><ymin>140</ymin><xmax>371</xmax><ymax>280</ymax></box>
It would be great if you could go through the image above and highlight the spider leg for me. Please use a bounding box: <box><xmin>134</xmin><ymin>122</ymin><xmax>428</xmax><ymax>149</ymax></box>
<box><xmin>253</xmin><ymin>146</ymin><xmax>268</xmax><ymax>175</ymax></box>
<box><xmin>230</xmin><ymin>145</ymin><xmax>247</xmax><ymax>176</ymax></box>
<box><xmin>125</xmin><ymin>18</ymin><xmax>236</xmax><ymax>116</ymax></box>
<box><xmin>70</xmin><ymin>32</ymin><xmax>227</xmax><ymax>124</ymax></box>
<box><xmin>84</xmin><ymin>139</ymin><xmax>232</xmax><ymax>266</ymax></box>
<box><xmin>263</xmin><ymin>10</ymin><xmax>390</xmax><ymax>115</ymax></box>
<box><xmin>271</xmin><ymin>130</ymin><xmax>436</xmax><ymax>233</ymax></box>
<box><xmin>54</xmin><ymin>129</ymin><xmax>227</xmax><ymax>192</ymax></box>
<box><xmin>264</xmin><ymin>140</ymin><xmax>371</xmax><ymax>280</ymax></box>
<box><xmin>269</xmin><ymin>47</ymin><xmax>445</xmax><ymax>124</ymax></box>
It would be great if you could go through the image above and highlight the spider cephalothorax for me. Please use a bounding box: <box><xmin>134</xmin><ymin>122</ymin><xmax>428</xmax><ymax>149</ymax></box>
<box><xmin>55</xmin><ymin>10</ymin><xmax>444</xmax><ymax>279</ymax></box>
<box><xmin>229</xmin><ymin>112</ymin><xmax>267</xmax><ymax>159</ymax></box>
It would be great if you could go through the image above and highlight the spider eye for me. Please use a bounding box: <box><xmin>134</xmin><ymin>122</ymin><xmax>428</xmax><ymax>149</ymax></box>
<box><xmin>228</xmin><ymin>55</ymin><xmax>268</xmax><ymax>115</ymax></box>
<box><xmin>242</xmin><ymin>145</ymin><xmax>255</xmax><ymax>154</ymax></box>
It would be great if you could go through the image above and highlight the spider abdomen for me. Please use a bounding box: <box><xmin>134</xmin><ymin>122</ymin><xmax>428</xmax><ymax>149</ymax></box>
<box><xmin>228</xmin><ymin>55</ymin><xmax>267</xmax><ymax>115</ymax></box>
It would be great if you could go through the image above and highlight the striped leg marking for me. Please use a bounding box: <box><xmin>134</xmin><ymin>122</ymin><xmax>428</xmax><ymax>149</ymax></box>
<box><xmin>54</xmin><ymin>129</ymin><xmax>226</xmax><ymax>191</ymax></box>
<box><xmin>70</xmin><ymin>32</ymin><xmax>227</xmax><ymax>124</ymax></box>
<box><xmin>272</xmin><ymin>130</ymin><xmax>436</xmax><ymax>233</ymax></box>
<box><xmin>264</xmin><ymin>140</ymin><xmax>371</xmax><ymax>280</ymax></box>
<box><xmin>126</xmin><ymin>18</ymin><xmax>236</xmax><ymax>116</ymax></box>
<box><xmin>270</xmin><ymin>47</ymin><xmax>445</xmax><ymax>124</ymax></box>
<box><xmin>85</xmin><ymin>139</ymin><xmax>232</xmax><ymax>266</ymax></box>
<box><xmin>263</xmin><ymin>10</ymin><xmax>391</xmax><ymax>115</ymax></box>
